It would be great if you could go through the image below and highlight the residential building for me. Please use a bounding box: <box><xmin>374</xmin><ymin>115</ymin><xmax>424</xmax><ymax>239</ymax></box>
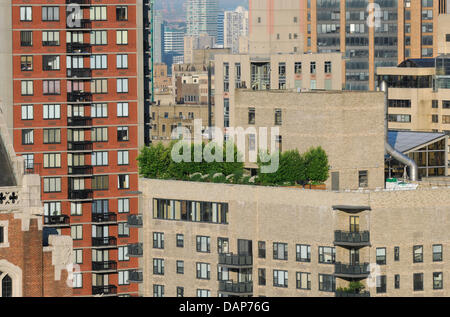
<box><xmin>224</xmin><ymin>6</ymin><xmax>249</xmax><ymax>54</ymax></box>
<box><xmin>186</xmin><ymin>0</ymin><xmax>220</xmax><ymax>39</ymax></box>
<box><xmin>154</xmin><ymin>63</ymin><xmax>171</xmax><ymax>94</ymax></box>
<box><xmin>11</xmin><ymin>1</ymin><xmax>145</xmax><ymax>296</ymax></box>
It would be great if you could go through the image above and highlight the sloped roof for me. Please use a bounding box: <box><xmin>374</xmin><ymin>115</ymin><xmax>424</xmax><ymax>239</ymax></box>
<box><xmin>388</xmin><ymin>130</ymin><xmax>447</xmax><ymax>153</ymax></box>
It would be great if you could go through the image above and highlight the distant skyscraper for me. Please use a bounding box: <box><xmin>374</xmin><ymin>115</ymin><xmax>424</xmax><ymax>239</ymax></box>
<box><xmin>186</xmin><ymin>0</ymin><xmax>219</xmax><ymax>38</ymax></box>
<box><xmin>216</xmin><ymin>11</ymin><xmax>225</xmax><ymax>47</ymax></box>
<box><xmin>153</xmin><ymin>11</ymin><xmax>164</xmax><ymax>64</ymax></box>
<box><xmin>224</xmin><ymin>6</ymin><xmax>249</xmax><ymax>54</ymax></box>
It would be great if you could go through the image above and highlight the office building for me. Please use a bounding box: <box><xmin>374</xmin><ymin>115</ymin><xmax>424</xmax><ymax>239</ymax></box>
<box><xmin>186</xmin><ymin>0</ymin><xmax>220</xmax><ymax>38</ymax></box>
<box><xmin>224</xmin><ymin>6</ymin><xmax>249</xmax><ymax>54</ymax></box>
<box><xmin>217</xmin><ymin>11</ymin><xmax>225</xmax><ymax>47</ymax></box>
<box><xmin>153</xmin><ymin>10</ymin><xmax>165</xmax><ymax>64</ymax></box>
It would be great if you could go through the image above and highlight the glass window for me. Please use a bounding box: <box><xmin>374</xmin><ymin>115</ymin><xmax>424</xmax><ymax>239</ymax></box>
<box><xmin>273</xmin><ymin>270</ymin><xmax>288</xmax><ymax>288</ymax></box>
<box><xmin>273</xmin><ymin>242</ymin><xmax>288</xmax><ymax>260</ymax></box>
<box><xmin>413</xmin><ymin>246</ymin><xmax>423</xmax><ymax>263</ymax></box>
<box><xmin>433</xmin><ymin>272</ymin><xmax>443</xmax><ymax>290</ymax></box>
<box><xmin>296</xmin><ymin>244</ymin><xmax>311</xmax><ymax>262</ymax></box>
<box><xmin>413</xmin><ymin>273</ymin><xmax>423</xmax><ymax>291</ymax></box>
<box><xmin>318</xmin><ymin>274</ymin><xmax>335</xmax><ymax>292</ymax></box>
<box><xmin>318</xmin><ymin>246</ymin><xmax>335</xmax><ymax>264</ymax></box>
<box><xmin>297</xmin><ymin>272</ymin><xmax>311</xmax><ymax>290</ymax></box>
<box><xmin>433</xmin><ymin>244</ymin><xmax>442</xmax><ymax>262</ymax></box>
<box><xmin>376</xmin><ymin>248</ymin><xmax>386</xmax><ymax>265</ymax></box>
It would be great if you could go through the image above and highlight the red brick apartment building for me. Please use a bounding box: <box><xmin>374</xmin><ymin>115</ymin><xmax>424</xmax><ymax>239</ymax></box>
<box><xmin>11</xmin><ymin>0</ymin><xmax>146</xmax><ymax>296</ymax></box>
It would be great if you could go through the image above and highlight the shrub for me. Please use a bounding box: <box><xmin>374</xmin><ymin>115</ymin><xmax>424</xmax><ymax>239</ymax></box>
<box><xmin>303</xmin><ymin>146</ymin><xmax>329</xmax><ymax>184</ymax></box>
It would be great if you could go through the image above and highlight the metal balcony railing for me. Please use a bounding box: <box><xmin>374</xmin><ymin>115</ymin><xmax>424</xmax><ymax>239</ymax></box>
<box><xmin>66</xmin><ymin>0</ymin><xmax>91</xmax><ymax>5</ymax></box>
<box><xmin>44</xmin><ymin>215</ymin><xmax>70</xmax><ymax>226</ymax></box>
<box><xmin>66</xmin><ymin>43</ymin><xmax>92</xmax><ymax>54</ymax></box>
<box><xmin>68</xmin><ymin>165</ymin><xmax>93</xmax><ymax>175</ymax></box>
<box><xmin>24</xmin><ymin>162</ymin><xmax>41</xmax><ymax>175</ymax></box>
<box><xmin>334</xmin><ymin>262</ymin><xmax>370</xmax><ymax>278</ymax></box>
<box><xmin>67</xmin><ymin>141</ymin><xmax>93</xmax><ymax>151</ymax></box>
<box><xmin>127</xmin><ymin>243</ymin><xmax>143</xmax><ymax>257</ymax></box>
<box><xmin>335</xmin><ymin>290</ymin><xmax>370</xmax><ymax>297</ymax></box>
<box><xmin>67</xmin><ymin>91</ymin><xmax>92</xmax><ymax>102</ymax></box>
<box><xmin>92</xmin><ymin>261</ymin><xmax>117</xmax><ymax>272</ymax></box>
<box><xmin>92</xmin><ymin>285</ymin><xmax>117</xmax><ymax>296</ymax></box>
<box><xmin>92</xmin><ymin>213</ymin><xmax>117</xmax><ymax>223</ymax></box>
<box><xmin>218</xmin><ymin>281</ymin><xmax>253</xmax><ymax>294</ymax></box>
<box><xmin>129</xmin><ymin>270</ymin><xmax>143</xmax><ymax>283</ymax></box>
<box><xmin>127</xmin><ymin>214</ymin><xmax>143</xmax><ymax>227</ymax></box>
<box><xmin>68</xmin><ymin>189</ymin><xmax>93</xmax><ymax>200</ymax></box>
<box><xmin>67</xmin><ymin>68</ymin><xmax>92</xmax><ymax>78</ymax></box>
<box><xmin>334</xmin><ymin>231</ymin><xmax>370</xmax><ymax>246</ymax></box>
<box><xmin>66</xmin><ymin>19</ymin><xmax>92</xmax><ymax>29</ymax></box>
<box><xmin>67</xmin><ymin>116</ymin><xmax>92</xmax><ymax>127</ymax></box>
<box><xmin>218</xmin><ymin>253</ymin><xmax>253</xmax><ymax>267</ymax></box>
<box><xmin>92</xmin><ymin>237</ymin><xmax>117</xmax><ymax>248</ymax></box>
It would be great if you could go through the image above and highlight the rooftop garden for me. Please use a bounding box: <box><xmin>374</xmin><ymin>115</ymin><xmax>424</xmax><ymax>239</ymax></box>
<box><xmin>137</xmin><ymin>141</ymin><xmax>329</xmax><ymax>187</ymax></box>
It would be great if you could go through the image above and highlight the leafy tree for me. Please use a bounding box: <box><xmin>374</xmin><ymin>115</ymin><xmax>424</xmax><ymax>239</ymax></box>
<box><xmin>303</xmin><ymin>146</ymin><xmax>329</xmax><ymax>184</ymax></box>
<box><xmin>137</xmin><ymin>142</ymin><xmax>172</xmax><ymax>179</ymax></box>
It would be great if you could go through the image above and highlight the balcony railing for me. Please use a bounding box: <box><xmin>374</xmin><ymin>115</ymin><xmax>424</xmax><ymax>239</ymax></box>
<box><xmin>66</xmin><ymin>19</ymin><xmax>92</xmax><ymax>29</ymax></box>
<box><xmin>67</xmin><ymin>68</ymin><xmax>92</xmax><ymax>78</ymax></box>
<box><xmin>92</xmin><ymin>213</ymin><xmax>117</xmax><ymax>223</ymax></box>
<box><xmin>218</xmin><ymin>253</ymin><xmax>253</xmax><ymax>267</ymax></box>
<box><xmin>218</xmin><ymin>281</ymin><xmax>253</xmax><ymax>295</ymax></box>
<box><xmin>127</xmin><ymin>243</ymin><xmax>143</xmax><ymax>257</ymax></box>
<box><xmin>44</xmin><ymin>215</ymin><xmax>70</xmax><ymax>226</ymax></box>
<box><xmin>66</xmin><ymin>0</ymin><xmax>91</xmax><ymax>5</ymax></box>
<box><xmin>129</xmin><ymin>270</ymin><xmax>143</xmax><ymax>283</ymax></box>
<box><xmin>127</xmin><ymin>214</ymin><xmax>143</xmax><ymax>227</ymax></box>
<box><xmin>334</xmin><ymin>231</ymin><xmax>370</xmax><ymax>247</ymax></box>
<box><xmin>24</xmin><ymin>162</ymin><xmax>41</xmax><ymax>175</ymax></box>
<box><xmin>92</xmin><ymin>261</ymin><xmax>117</xmax><ymax>272</ymax></box>
<box><xmin>334</xmin><ymin>262</ymin><xmax>370</xmax><ymax>278</ymax></box>
<box><xmin>67</xmin><ymin>91</ymin><xmax>92</xmax><ymax>102</ymax></box>
<box><xmin>335</xmin><ymin>290</ymin><xmax>370</xmax><ymax>297</ymax></box>
<box><xmin>68</xmin><ymin>165</ymin><xmax>93</xmax><ymax>176</ymax></box>
<box><xmin>67</xmin><ymin>141</ymin><xmax>93</xmax><ymax>151</ymax></box>
<box><xmin>66</xmin><ymin>43</ymin><xmax>92</xmax><ymax>54</ymax></box>
<box><xmin>92</xmin><ymin>237</ymin><xmax>117</xmax><ymax>248</ymax></box>
<box><xmin>67</xmin><ymin>116</ymin><xmax>93</xmax><ymax>127</ymax></box>
<box><xmin>68</xmin><ymin>189</ymin><xmax>93</xmax><ymax>200</ymax></box>
<box><xmin>92</xmin><ymin>285</ymin><xmax>117</xmax><ymax>296</ymax></box>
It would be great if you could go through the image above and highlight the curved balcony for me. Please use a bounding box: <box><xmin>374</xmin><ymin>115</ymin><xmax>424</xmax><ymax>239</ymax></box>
<box><xmin>67</xmin><ymin>116</ymin><xmax>92</xmax><ymax>127</ymax></box>
<box><xmin>218</xmin><ymin>281</ymin><xmax>253</xmax><ymax>296</ymax></box>
<box><xmin>334</xmin><ymin>231</ymin><xmax>370</xmax><ymax>247</ymax></box>
<box><xmin>92</xmin><ymin>261</ymin><xmax>117</xmax><ymax>272</ymax></box>
<box><xmin>218</xmin><ymin>253</ymin><xmax>253</xmax><ymax>268</ymax></box>
<box><xmin>92</xmin><ymin>285</ymin><xmax>117</xmax><ymax>296</ymax></box>
<box><xmin>66</xmin><ymin>43</ymin><xmax>92</xmax><ymax>54</ymax></box>
<box><xmin>68</xmin><ymin>165</ymin><xmax>93</xmax><ymax>176</ymax></box>
<box><xmin>44</xmin><ymin>215</ymin><xmax>70</xmax><ymax>227</ymax></box>
<box><xmin>92</xmin><ymin>237</ymin><xmax>117</xmax><ymax>248</ymax></box>
<box><xmin>67</xmin><ymin>91</ymin><xmax>92</xmax><ymax>102</ymax></box>
<box><xmin>92</xmin><ymin>213</ymin><xmax>117</xmax><ymax>224</ymax></box>
<box><xmin>335</xmin><ymin>290</ymin><xmax>370</xmax><ymax>297</ymax></box>
<box><xmin>334</xmin><ymin>262</ymin><xmax>370</xmax><ymax>279</ymax></box>
<box><xmin>67</xmin><ymin>68</ymin><xmax>92</xmax><ymax>78</ymax></box>
<box><xmin>127</xmin><ymin>243</ymin><xmax>143</xmax><ymax>257</ymax></box>
<box><xmin>332</xmin><ymin>205</ymin><xmax>371</xmax><ymax>214</ymax></box>
<box><xmin>129</xmin><ymin>270</ymin><xmax>143</xmax><ymax>283</ymax></box>
<box><xmin>127</xmin><ymin>214</ymin><xmax>143</xmax><ymax>228</ymax></box>
<box><xmin>68</xmin><ymin>189</ymin><xmax>93</xmax><ymax>200</ymax></box>
<box><xmin>67</xmin><ymin>141</ymin><xmax>93</xmax><ymax>151</ymax></box>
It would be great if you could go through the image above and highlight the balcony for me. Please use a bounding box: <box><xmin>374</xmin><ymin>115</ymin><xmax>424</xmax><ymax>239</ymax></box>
<box><xmin>24</xmin><ymin>163</ymin><xmax>41</xmax><ymax>175</ymax></box>
<box><xmin>218</xmin><ymin>281</ymin><xmax>253</xmax><ymax>296</ymax></box>
<box><xmin>127</xmin><ymin>243</ymin><xmax>143</xmax><ymax>257</ymax></box>
<box><xmin>92</xmin><ymin>285</ymin><xmax>117</xmax><ymax>296</ymax></box>
<box><xmin>67</xmin><ymin>116</ymin><xmax>93</xmax><ymax>127</ymax></box>
<box><xmin>67</xmin><ymin>91</ymin><xmax>92</xmax><ymax>102</ymax></box>
<box><xmin>129</xmin><ymin>270</ymin><xmax>143</xmax><ymax>283</ymax></box>
<box><xmin>67</xmin><ymin>68</ymin><xmax>92</xmax><ymax>78</ymax></box>
<box><xmin>67</xmin><ymin>141</ymin><xmax>93</xmax><ymax>151</ymax></box>
<box><xmin>334</xmin><ymin>231</ymin><xmax>370</xmax><ymax>247</ymax></box>
<box><xmin>335</xmin><ymin>290</ymin><xmax>370</xmax><ymax>297</ymax></box>
<box><xmin>92</xmin><ymin>213</ymin><xmax>117</xmax><ymax>224</ymax></box>
<box><xmin>334</xmin><ymin>262</ymin><xmax>370</xmax><ymax>279</ymax></box>
<box><xmin>332</xmin><ymin>205</ymin><xmax>371</xmax><ymax>214</ymax></box>
<box><xmin>68</xmin><ymin>189</ymin><xmax>93</xmax><ymax>200</ymax></box>
<box><xmin>92</xmin><ymin>261</ymin><xmax>117</xmax><ymax>272</ymax></box>
<box><xmin>92</xmin><ymin>237</ymin><xmax>117</xmax><ymax>248</ymax></box>
<box><xmin>127</xmin><ymin>214</ymin><xmax>143</xmax><ymax>228</ymax></box>
<box><xmin>66</xmin><ymin>19</ymin><xmax>92</xmax><ymax>29</ymax></box>
<box><xmin>66</xmin><ymin>43</ymin><xmax>92</xmax><ymax>54</ymax></box>
<box><xmin>44</xmin><ymin>215</ymin><xmax>70</xmax><ymax>227</ymax></box>
<box><xmin>68</xmin><ymin>165</ymin><xmax>93</xmax><ymax>176</ymax></box>
<box><xmin>218</xmin><ymin>253</ymin><xmax>253</xmax><ymax>267</ymax></box>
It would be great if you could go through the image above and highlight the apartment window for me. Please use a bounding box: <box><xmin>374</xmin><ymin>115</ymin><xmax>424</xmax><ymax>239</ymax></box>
<box><xmin>90</xmin><ymin>55</ymin><xmax>107</xmax><ymax>69</ymax></box>
<box><xmin>43</xmin><ymin>128</ymin><xmax>61</xmax><ymax>144</ymax></box>
<box><xmin>118</xmin><ymin>198</ymin><xmax>129</xmax><ymax>214</ymax></box>
<box><xmin>432</xmin><ymin>115</ymin><xmax>439</xmax><ymax>123</ymax></box>
<box><xmin>258</xmin><ymin>268</ymin><xmax>266</xmax><ymax>286</ymax></box>
<box><xmin>388</xmin><ymin>114</ymin><xmax>411</xmax><ymax>123</ymax></box>
<box><xmin>376</xmin><ymin>248</ymin><xmax>386</xmax><ymax>265</ymax></box>
<box><xmin>433</xmin><ymin>272</ymin><xmax>443</xmax><ymax>290</ymax></box>
<box><xmin>42</xmin><ymin>31</ymin><xmax>59</xmax><ymax>46</ymax></box>
<box><xmin>358</xmin><ymin>170</ymin><xmax>368</xmax><ymax>188</ymax></box>
<box><xmin>394</xmin><ymin>246</ymin><xmax>400</xmax><ymax>261</ymax></box>
<box><xmin>90</xmin><ymin>6</ymin><xmax>107</xmax><ymax>21</ymax></box>
<box><xmin>217</xmin><ymin>238</ymin><xmax>229</xmax><ymax>254</ymax></box>
<box><xmin>394</xmin><ymin>274</ymin><xmax>400</xmax><ymax>289</ymax></box>
<box><xmin>92</xmin><ymin>200</ymin><xmax>108</xmax><ymax>214</ymax></box>
<box><xmin>20</xmin><ymin>31</ymin><xmax>32</xmax><ymax>46</ymax></box>
<box><xmin>275</xmin><ymin>135</ymin><xmax>282</xmax><ymax>152</ymax></box>
<box><xmin>443</xmin><ymin>101</ymin><xmax>450</xmax><ymax>109</ymax></box>
<box><xmin>153</xmin><ymin>285</ymin><xmax>164</xmax><ymax>297</ymax></box>
<box><xmin>71</xmin><ymin>202</ymin><xmax>82</xmax><ymax>216</ymax></box>
<box><xmin>248</xmin><ymin>108</ymin><xmax>255</xmax><ymax>125</ymax></box>
<box><xmin>22</xmin><ymin>129</ymin><xmax>34</xmax><ymax>145</ymax></box>
<box><xmin>118</xmin><ymin>223</ymin><xmax>129</xmax><ymax>237</ymax></box>
<box><xmin>388</xmin><ymin>99</ymin><xmax>411</xmax><ymax>108</ymax></box>
<box><xmin>153</xmin><ymin>258</ymin><xmax>165</xmax><ymax>275</ymax></box>
<box><xmin>196</xmin><ymin>263</ymin><xmax>210</xmax><ymax>280</ymax></box>
<box><xmin>118</xmin><ymin>271</ymin><xmax>129</xmax><ymax>285</ymax></box>
<box><xmin>117</xmin><ymin>55</ymin><xmax>128</xmax><ymax>69</ymax></box>
<box><xmin>20</xmin><ymin>7</ymin><xmax>32</xmax><ymax>21</ymax></box>
<box><xmin>177</xmin><ymin>287</ymin><xmax>184</xmax><ymax>297</ymax></box>
<box><xmin>43</xmin><ymin>153</ymin><xmax>61</xmax><ymax>168</ymax></box>
<box><xmin>116</xmin><ymin>6</ymin><xmax>128</xmax><ymax>21</ymax></box>
<box><xmin>310</xmin><ymin>62</ymin><xmax>316</xmax><ymax>74</ymax></box>
<box><xmin>433</xmin><ymin>244</ymin><xmax>443</xmax><ymax>262</ymax></box>
<box><xmin>319</xmin><ymin>274</ymin><xmax>335</xmax><ymax>292</ymax></box>
<box><xmin>117</xmin><ymin>126</ymin><xmax>129</xmax><ymax>141</ymax></box>
<box><xmin>118</xmin><ymin>174</ymin><xmax>129</xmax><ymax>190</ymax></box>
<box><xmin>91</xmin><ymin>79</ymin><xmax>108</xmax><ymax>94</ymax></box>
<box><xmin>413</xmin><ymin>245</ymin><xmax>423</xmax><ymax>263</ymax></box>
<box><xmin>273</xmin><ymin>242</ymin><xmax>288</xmax><ymax>261</ymax></box>
<box><xmin>90</xmin><ymin>31</ymin><xmax>107</xmax><ymax>45</ymax></box>
<box><xmin>176</xmin><ymin>261</ymin><xmax>184</xmax><ymax>274</ymax></box>
<box><xmin>21</xmin><ymin>105</ymin><xmax>33</xmax><ymax>120</ymax></box>
<box><xmin>318</xmin><ymin>246</ymin><xmax>335</xmax><ymax>264</ymax></box>
<box><xmin>0</xmin><ymin>226</ymin><xmax>4</xmax><ymax>244</ymax></box>
<box><xmin>118</xmin><ymin>246</ymin><xmax>129</xmax><ymax>261</ymax></box>
<box><xmin>296</xmin><ymin>244</ymin><xmax>311</xmax><ymax>262</ymax></box>
<box><xmin>116</xmin><ymin>30</ymin><xmax>128</xmax><ymax>45</ymax></box>
<box><xmin>92</xmin><ymin>127</ymin><xmax>108</xmax><ymax>142</ymax></box>
<box><xmin>117</xmin><ymin>78</ymin><xmax>128</xmax><ymax>93</ymax></box>
<box><xmin>176</xmin><ymin>234</ymin><xmax>184</xmax><ymax>248</ymax></box>
<box><xmin>73</xmin><ymin>273</ymin><xmax>82</xmax><ymax>289</ymax></box>
<box><xmin>22</xmin><ymin>154</ymin><xmax>34</xmax><ymax>169</ymax></box>
<box><xmin>413</xmin><ymin>273</ymin><xmax>423</xmax><ymax>291</ymax></box>
<box><xmin>295</xmin><ymin>62</ymin><xmax>302</xmax><ymax>74</ymax></box>
<box><xmin>196</xmin><ymin>236</ymin><xmax>211</xmax><ymax>253</ymax></box>
<box><xmin>274</xmin><ymin>109</ymin><xmax>282</xmax><ymax>125</ymax></box>
<box><xmin>376</xmin><ymin>275</ymin><xmax>387</xmax><ymax>293</ymax></box>
<box><xmin>273</xmin><ymin>270</ymin><xmax>288</xmax><ymax>288</ymax></box>
<box><xmin>325</xmin><ymin>61</ymin><xmax>332</xmax><ymax>73</ymax></box>
<box><xmin>44</xmin><ymin>202</ymin><xmax>61</xmax><ymax>217</ymax></box>
<box><xmin>153</xmin><ymin>232</ymin><xmax>164</xmax><ymax>249</ymax></box>
<box><xmin>91</xmin><ymin>151</ymin><xmax>108</xmax><ymax>166</ymax></box>
<box><xmin>197</xmin><ymin>289</ymin><xmax>210</xmax><ymax>297</ymax></box>
<box><xmin>71</xmin><ymin>225</ymin><xmax>82</xmax><ymax>240</ymax></box>
<box><xmin>297</xmin><ymin>272</ymin><xmax>311</xmax><ymax>290</ymax></box>
<box><xmin>43</xmin><ymin>104</ymin><xmax>60</xmax><ymax>119</ymax></box>
<box><xmin>43</xmin><ymin>56</ymin><xmax>60</xmax><ymax>71</ymax></box>
<box><xmin>118</xmin><ymin>150</ymin><xmax>129</xmax><ymax>165</ymax></box>
<box><xmin>21</xmin><ymin>80</ymin><xmax>33</xmax><ymax>96</ymax></box>
<box><xmin>42</xmin><ymin>7</ymin><xmax>59</xmax><ymax>21</ymax></box>
<box><xmin>91</xmin><ymin>103</ymin><xmax>108</xmax><ymax>118</ymax></box>
<box><xmin>92</xmin><ymin>175</ymin><xmax>109</xmax><ymax>190</ymax></box>
<box><xmin>43</xmin><ymin>80</ymin><xmax>61</xmax><ymax>95</ymax></box>
<box><xmin>73</xmin><ymin>249</ymin><xmax>83</xmax><ymax>265</ymax></box>
<box><xmin>21</xmin><ymin>56</ymin><xmax>33</xmax><ymax>71</ymax></box>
